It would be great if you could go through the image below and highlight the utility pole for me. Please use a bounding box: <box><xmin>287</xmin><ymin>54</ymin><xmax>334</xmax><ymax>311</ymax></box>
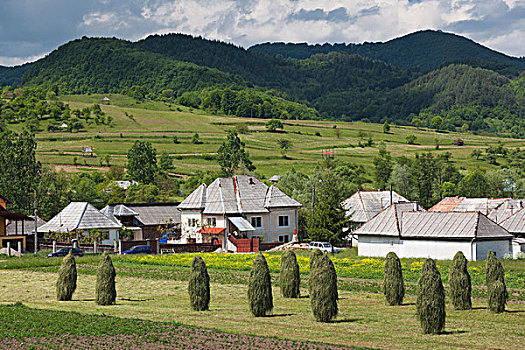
<box><xmin>312</xmin><ymin>181</ymin><xmax>316</xmax><ymax>217</ymax></box>
<box><xmin>33</xmin><ymin>190</ymin><xmax>38</xmax><ymax>255</ymax></box>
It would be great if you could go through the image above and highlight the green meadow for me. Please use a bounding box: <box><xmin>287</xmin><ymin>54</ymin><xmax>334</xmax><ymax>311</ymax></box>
<box><xmin>8</xmin><ymin>93</ymin><xmax>525</xmax><ymax>178</ymax></box>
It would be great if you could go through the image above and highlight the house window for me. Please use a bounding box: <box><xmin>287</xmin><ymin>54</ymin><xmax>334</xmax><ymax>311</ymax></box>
<box><xmin>205</xmin><ymin>217</ymin><xmax>216</xmax><ymax>227</ymax></box>
<box><xmin>187</xmin><ymin>218</ymin><xmax>198</xmax><ymax>227</ymax></box>
<box><xmin>278</xmin><ymin>215</ymin><xmax>289</xmax><ymax>227</ymax></box>
<box><xmin>251</xmin><ymin>216</ymin><xmax>262</xmax><ymax>228</ymax></box>
<box><xmin>278</xmin><ymin>235</ymin><xmax>290</xmax><ymax>243</ymax></box>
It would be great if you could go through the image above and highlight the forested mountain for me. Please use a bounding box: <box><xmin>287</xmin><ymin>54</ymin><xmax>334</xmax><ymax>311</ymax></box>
<box><xmin>249</xmin><ymin>30</ymin><xmax>525</xmax><ymax>72</ymax></box>
<box><xmin>1</xmin><ymin>30</ymin><xmax>524</xmax><ymax>136</ymax></box>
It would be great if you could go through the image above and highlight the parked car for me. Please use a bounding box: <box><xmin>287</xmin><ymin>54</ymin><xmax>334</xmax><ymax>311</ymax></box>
<box><xmin>308</xmin><ymin>241</ymin><xmax>340</xmax><ymax>253</ymax></box>
<box><xmin>47</xmin><ymin>247</ymin><xmax>83</xmax><ymax>258</ymax></box>
<box><xmin>122</xmin><ymin>245</ymin><xmax>151</xmax><ymax>255</ymax></box>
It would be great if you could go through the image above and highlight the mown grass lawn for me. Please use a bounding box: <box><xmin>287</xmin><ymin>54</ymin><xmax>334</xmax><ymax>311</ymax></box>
<box><xmin>0</xmin><ymin>252</ymin><xmax>524</xmax><ymax>349</ymax></box>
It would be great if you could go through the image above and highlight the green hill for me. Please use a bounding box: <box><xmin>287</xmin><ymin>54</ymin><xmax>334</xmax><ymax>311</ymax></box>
<box><xmin>0</xmin><ymin>31</ymin><xmax>524</xmax><ymax>136</ymax></box>
<box><xmin>249</xmin><ymin>30</ymin><xmax>525</xmax><ymax>72</ymax></box>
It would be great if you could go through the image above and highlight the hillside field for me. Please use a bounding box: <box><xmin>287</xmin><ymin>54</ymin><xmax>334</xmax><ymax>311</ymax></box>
<box><xmin>10</xmin><ymin>93</ymin><xmax>525</xmax><ymax>179</ymax></box>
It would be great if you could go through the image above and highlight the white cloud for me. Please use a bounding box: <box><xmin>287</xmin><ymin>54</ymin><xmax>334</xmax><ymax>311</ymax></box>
<box><xmin>0</xmin><ymin>53</ymin><xmax>47</xmax><ymax>67</ymax></box>
<box><xmin>1</xmin><ymin>0</ymin><xmax>525</xmax><ymax>65</ymax></box>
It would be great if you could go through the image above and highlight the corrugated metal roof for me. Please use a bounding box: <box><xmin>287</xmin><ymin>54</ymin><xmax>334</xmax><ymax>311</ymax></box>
<box><xmin>264</xmin><ymin>185</ymin><xmax>302</xmax><ymax>209</ymax></box>
<box><xmin>229</xmin><ymin>217</ymin><xmax>255</xmax><ymax>231</ymax></box>
<box><xmin>500</xmin><ymin>207</ymin><xmax>525</xmax><ymax>234</ymax></box>
<box><xmin>487</xmin><ymin>199</ymin><xmax>525</xmax><ymax>223</ymax></box>
<box><xmin>179</xmin><ymin>175</ymin><xmax>301</xmax><ymax>215</ymax></box>
<box><xmin>353</xmin><ymin>202</ymin><xmax>423</xmax><ymax>237</ymax></box>
<box><xmin>178</xmin><ymin>184</ymin><xmax>207</xmax><ymax>210</ymax></box>
<box><xmin>38</xmin><ymin>202</ymin><xmax>121</xmax><ymax>233</ymax></box>
<box><xmin>430</xmin><ymin>197</ymin><xmax>513</xmax><ymax>215</ymax></box>
<box><xmin>341</xmin><ymin>191</ymin><xmax>409</xmax><ymax>223</ymax></box>
<box><xmin>355</xmin><ymin>205</ymin><xmax>512</xmax><ymax>240</ymax></box>
<box><xmin>6</xmin><ymin>216</ymin><xmax>46</xmax><ymax>235</ymax></box>
<box><xmin>126</xmin><ymin>204</ymin><xmax>181</xmax><ymax>226</ymax></box>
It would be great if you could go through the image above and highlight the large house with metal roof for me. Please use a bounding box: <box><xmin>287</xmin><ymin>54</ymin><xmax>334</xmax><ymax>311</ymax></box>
<box><xmin>355</xmin><ymin>202</ymin><xmax>513</xmax><ymax>260</ymax></box>
<box><xmin>178</xmin><ymin>175</ymin><xmax>302</xmax><ymax>246</ymax></box>
<box><xmin>38</xmin><ymin>202</ymin><xmax>121</xmax><ymax>245</ymax></box>
<box><xmin>341</xmin><ymin>190</ymin><xmax>409</xmax><ymax>227</ymax></box>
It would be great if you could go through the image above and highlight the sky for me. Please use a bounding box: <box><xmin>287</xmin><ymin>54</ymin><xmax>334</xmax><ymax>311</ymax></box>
<box><xmin>0</xmin><ymin>0</ymin><xmax>524</xmax><ymax>66</ymax></box>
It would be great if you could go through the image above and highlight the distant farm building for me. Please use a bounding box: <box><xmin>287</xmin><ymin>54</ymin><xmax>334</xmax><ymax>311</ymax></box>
<box><xmin>354</xmin><ymin>203</ymin><xmax>513</xmax><ymax>260</ymax></box>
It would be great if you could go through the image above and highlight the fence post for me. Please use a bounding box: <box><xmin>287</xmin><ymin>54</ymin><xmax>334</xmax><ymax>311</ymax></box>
<box><xmin>52</xmin><ymin>240</ymin><xmax>57</xmax><ymax>253</ymax></box>
<box><xmin>17</xmin><ymin>241</ymin><xmax>22</xmax><ymax>258</ymax></box>
<box><xmin>93</xmin><ymin>240</ymin><xmax>98</xmax><ymax>254</ymax></box>
<box><xmin>156</xmin><ymin>239</ymin><xmax>160</xmax><ymax>254</ymax></box>
<box><xmin>6</xmin><ymin>242</ymin><xmax>11</xmax><ymax>257</ymax></box>
<box><xmin>118</xmin><ymin>240</ymin><xmax>122</xmax><ymax>255</ymax></box>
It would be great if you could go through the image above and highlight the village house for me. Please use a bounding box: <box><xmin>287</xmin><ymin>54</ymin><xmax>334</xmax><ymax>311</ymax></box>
<box><xmin>0</xmin><ymin>194</ymin><xmax>34</xmax><ymax>251</ymax></box>
<box><xmin>178</xmin><ymin>175</ymin><xmax>302</xmax><ymax>247</ymax></box>
<box><xmin>429</xmin><ymin>196</ymin><xmax>525</xmax><ymax>222</ymax></box>
<box><xmin>355</xmin><ymin>202</ymin><xmax>513</xmax><ymax>260</ymax></box>
<box><xmin>341</xmin><ymin>190</ymin><xmax>409</xmax><ymax>228</ymax></box>
<box><xmin>38</xmin><ymin>202</ymin><xmax>121</xmax><ymax>245</ymax></box>
<box><xmin>101</xmin><ymin>202</ymin><xmax>181</xmax><ymax>240</ymax></box>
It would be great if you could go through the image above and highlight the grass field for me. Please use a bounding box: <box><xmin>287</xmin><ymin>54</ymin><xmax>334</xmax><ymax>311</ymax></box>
<box><xmin>1</xmin><ymin>251</ymin><xmax>524</xmax><ymax>349</ymax></box>
<box><xmin>8</xmin><ymin>93</ymin><xmax>525</xmax><ymax>178</ymax></box>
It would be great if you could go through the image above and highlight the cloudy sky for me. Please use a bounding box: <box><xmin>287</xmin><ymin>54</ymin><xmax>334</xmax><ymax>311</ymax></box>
<box><xmin>1</xmin><ymin>0</ymin><xmax>524</xmax><ymax>66</ymax></box>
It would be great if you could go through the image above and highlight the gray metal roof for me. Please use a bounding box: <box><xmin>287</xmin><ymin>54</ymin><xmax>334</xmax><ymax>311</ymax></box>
<box><xmin>38</xmin><ymin>202</ymin><xmax>121</xmax><ymax>233</ymax></box>
<box><xmin>341</xmin><ymin>191</ymin><xmax>409</xmax><ymax>223</ymax></box>
<box><xmin>100</xmin><ymin>204</ymin><xmax>139</xmax><ymax>224</ymax></box>
<box><xmin>125</xmin><ymin>203</ymin><xmax>181</xmax><ymax>226</ymax></box>
<box><xmin>6</xmin><ymin>216</ymin><xmax>46</xmax><ymax>235</ymax></box>
<box><xmin>355</xmin><ymin>205</ymin><xmax>512</xmax><ymax>240</ymax></box>
<box><xmin>178</xmin><ymin>175</ymin><xmax>301</xmax><ymax>215</ymax></box>
<box><xmin>487</xmin><ymin>199</ymin><xmax>525</xmax><ymax>223</ymax></box>
<box><xmin>229</xmin><ymin>217</ymin><xmax>255</xmax><ymax>231</ymax></box>
<box><xmin>500</xmin><ymin>207</ymin><xmax>525</xmax><ymax>234</ymax></box>
<box><xmin>430</xmin><ymin>197</ymin><xmax>518</xmax><ymax>215</ymax></box>
<box><xmin>353</xmin><ymin>202</ymin><xmax>423</xmax><ymax>237</ymax></box>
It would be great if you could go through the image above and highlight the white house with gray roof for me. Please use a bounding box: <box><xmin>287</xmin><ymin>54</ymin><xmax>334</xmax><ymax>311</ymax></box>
<box><xmin>178</xmin><ymin>175</ymin><xmax>302</xmax><ymax>246</ymax></box>
<box><xmin>355</xmin><ymin>203</ymin><xmax>513</xmax><ymax>260</ymax></box>
<box><xmin>38</xmin><ymin>202</ymin><xmax>121</xmax><ymax>245</ymax></box>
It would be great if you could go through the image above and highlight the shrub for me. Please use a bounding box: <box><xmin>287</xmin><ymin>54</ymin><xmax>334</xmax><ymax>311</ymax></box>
<box><xmin>280</xmin><ymin>250</ymin><xmax>300</xmax><ymax>298</ymax></box>
<box><xmin>310</xmin><ymin>254</ymin><xmax>338</xmax><ymax>322</ymax></box>
<box><xmin>56</xmin><ymin>252</ymin><xmax>77</xmax><ymax>301</ymax></box>
<box><xmin>188</xmin><ymin>255</ymin><xmax>210</xmax><ymax>311</ymax></box>
<box><xmin>486</xmin><ymin>251</ymin><xmax>507</xmax><ymax>313</ymax></box>
<box><xmin>449</xmin><ymin>251</ymin><xmax>472</xmax><ymax>310</ymax></box>
<box><xmin>95</xmin><ymin>252</ymin><xmax>117</xmax><ymax>305</ymax></box>
<box><xmin>248</xmin><ymin>253</ymin><xmax>273</xmax><ymax>317</ymax></box>
<box><xmin>383</xmin><ymin>252</ymin><xmax>404</xmax><ymax>306</ymax></box>
<box><xmin>416</xmin><ymin>259</ymin><xmax>445</xmax><ymax>334</ymax></box>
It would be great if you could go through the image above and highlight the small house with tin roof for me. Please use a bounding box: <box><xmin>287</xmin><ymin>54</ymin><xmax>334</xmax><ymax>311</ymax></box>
<box><xmin>355</xmin><ymin>202</ymin><xmax>513</xmax><ymax>260</ymax></box>
<box><xmin>178</xmin><ymin>175</ymin><xmax>302</xmax><ymax>246</ymax></box>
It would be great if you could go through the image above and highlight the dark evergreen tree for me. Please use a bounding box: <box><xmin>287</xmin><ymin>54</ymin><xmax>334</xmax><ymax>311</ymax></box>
<box><xmin>416</xmin><ymin>259</ymin><xmax>446</xmax><ymax>334</ymax></box>
<box><xmin>310</xmin><ymin>254</ymin><xmax>338</xmax><ymax>322</ymax></box>
<box><xmin>280</xmin><ymin>250</ymin><xmax>300</xmax><ymax>298</ymax></box>
<box><xmin>306</xmin><ymin>169</ymin><xmax>349</xmax><ymax>243</ymax></box>
<box><xmin>383</xmin><ymin>252</ymin><xmax>404</xmax><ymax>306</ymax></box>
<box><xmin>188</xmin><ymin>255</ymin><xmax>210</xmax><ymax>311</ymax></box>
<box><xmin>449</xmin><ymin>251</ymin><xmax>472</xmax><ymax>310</ymax></box>
<box><xmin>248</xmin><ymin>253</ymin><xmax>273</xmax><ymax>317</ymax></box>
<box><xmin>56</xmin><ymin>251</ymin><xmax>77</xmax><ymax>301</ymax></box>
<box><xmin>95</xmin><ymin>252</ymin><xmax>117</xmax><ymax>305</ymax></box>
<box><xmin>486</xmin><ymin>251</ymin><xmax>507</xmax><ymax>313</ymax></box>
